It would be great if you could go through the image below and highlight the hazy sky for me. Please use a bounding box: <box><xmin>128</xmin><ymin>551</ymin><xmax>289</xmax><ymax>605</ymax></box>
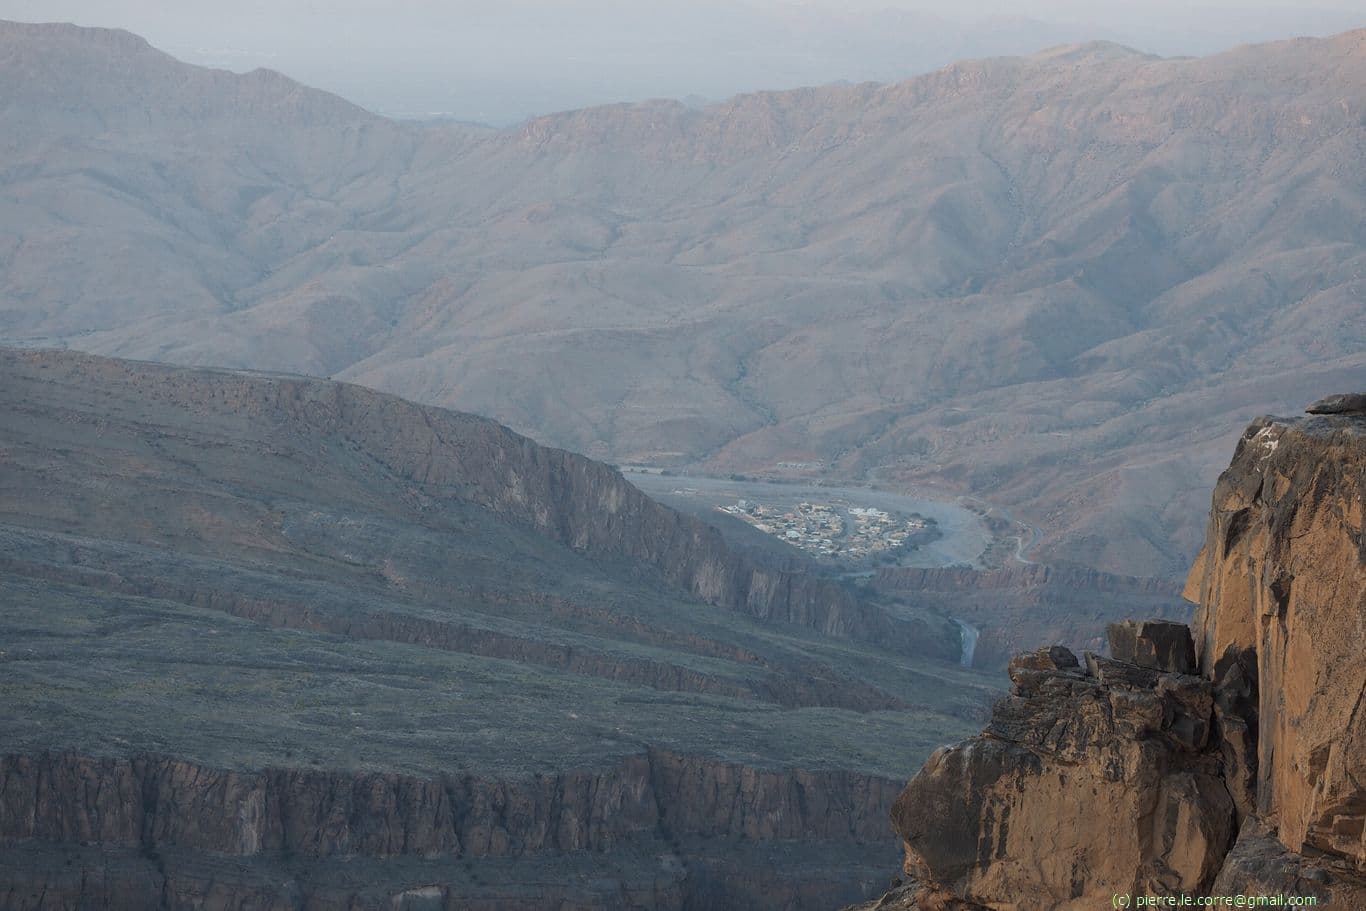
<box><xmin>3</xmin><ymin>0</ymin><xmax>1364</xmax><ymax>123</ymax></box>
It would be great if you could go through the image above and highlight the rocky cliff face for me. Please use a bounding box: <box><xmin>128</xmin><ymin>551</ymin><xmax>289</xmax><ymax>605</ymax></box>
<box><xmin>1185</xmin><ymin>404</ymin><xmax>1366</xmax><ymax>870</ymax></box>
<box><xmin>0</xmin><ymin>750</ymin><xmax>899</xmax><ymax>859</ymax></box>
<box><xmin>273</xmin><ymin>377</ymin><xmax>935</xmax><ymax>651</ymax></box>
<box><xmin>889</xmin><ymin>631</ymin><xmax>1237</xmax><ymax>908</ymax></box>
<box><xmin>0</xmin><ymin>750</ymin><xmax>901</xmax><ymax>909</ymax></box>
<box><xmin>854</xmin><ymin>399</ymin><xmax>1366</xmax><ymax>909</ymax></box>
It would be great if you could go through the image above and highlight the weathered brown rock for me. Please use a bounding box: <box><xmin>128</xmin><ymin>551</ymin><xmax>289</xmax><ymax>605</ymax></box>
<box><xmin>872</xmin><ymin>405</ymin><xmax>1366</xmax><ymax>910</ymax></box>
<box><xmin>841</xmin><ymin>879</ymin><xmax>1001</xmax><ymax>911</ymax></box>
<box><xmin>1210</xmin><ymin>652</ymin><xmax>1259</xmax><ymax>827</ymax></box>
<box><xmin>890</xmin><ymin>652</ymin><xmax>1233</xmax><ymax>909</ymax></box>
<box><xmin>1107</xmin><ymin>619</ymin><xmax>1197</xmax><ymax>674</ymax></box>
<box><xmin>1213</xmin><ymin>818</ymin><xmax>1366</xmax><ymax>906</ymax></box>
<box><xmin>1005</xmin><ymin>645</ymin><xmax>1082</xmax><ymax>693</ymax></box>
<box><xmin>1007</xmin><ymin>644</ymin><xmax>1080</xmax><ymax>675</ymax></box>
<box><xmin>1185</xmin><ymin>412</ymin><xmax>1366</xmax><ymax>869</ymax></box>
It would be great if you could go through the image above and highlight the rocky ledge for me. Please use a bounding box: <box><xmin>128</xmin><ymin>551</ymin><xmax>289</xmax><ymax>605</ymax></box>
<box><xmin>851</xmin><ymin>399</ymin><xmax>1366</xmax><ymax>909</ymax></box>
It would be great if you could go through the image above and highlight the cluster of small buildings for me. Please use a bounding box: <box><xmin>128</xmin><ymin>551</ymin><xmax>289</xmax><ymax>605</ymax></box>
<box><xmin>718</xmin><ymin>498</ymin><xmax>931</xmax><ymax>563</ymax></box>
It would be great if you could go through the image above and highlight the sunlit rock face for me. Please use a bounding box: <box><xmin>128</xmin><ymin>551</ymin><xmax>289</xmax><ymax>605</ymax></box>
<box><xmin>860</xmin><ymin>399</ymin><xmax>1366</xmax><ymax>911</ymax></box>
<box><xmin>890</xmin><ymin>630</ymin><xmax>1234</xmax><ymax>910</ymax></box>
<box><xmin>1186</xmin><ymin>405</ymin><xmax>1366</xmax><ymax>870</ymax></box>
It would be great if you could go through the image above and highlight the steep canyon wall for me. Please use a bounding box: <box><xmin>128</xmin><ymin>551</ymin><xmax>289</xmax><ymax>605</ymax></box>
<box><xmin>856</xmin><ymin>400</ymin><xmax>1366</xmax><ymax>909</ymax></box>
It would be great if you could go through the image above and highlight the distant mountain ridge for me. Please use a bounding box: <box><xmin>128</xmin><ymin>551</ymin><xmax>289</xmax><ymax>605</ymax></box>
<box><xmin>2</xmin><ymin>21</ymin><xmax>1364</xmax><ymax>579</ymax></box>
<box><xmin>0</xmin><ymin>20</ymin><xmax>373</xmax><ymax>129</ymax></box>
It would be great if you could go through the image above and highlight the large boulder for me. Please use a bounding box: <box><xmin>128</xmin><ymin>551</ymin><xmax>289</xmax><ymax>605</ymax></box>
<box><xmin>1106</xmin><ymin>619</ymin><xmax>1196</xmax><ymax>674</ymax></box>
<box><xmin>890</xmin><ymin>644</ymin><xmax>1233</xmax><ymax>909</ymax></box>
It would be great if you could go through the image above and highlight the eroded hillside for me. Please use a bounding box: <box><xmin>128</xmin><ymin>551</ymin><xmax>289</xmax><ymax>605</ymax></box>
<box><xmin>0</xmin><ymin>348</ymin><xmax>994</xmax><ymax>909</ymax></box>
<box><xmin>3</xmin><ymin>21</ymin><xmax>1364</xmax><ymax>578</ymax></box>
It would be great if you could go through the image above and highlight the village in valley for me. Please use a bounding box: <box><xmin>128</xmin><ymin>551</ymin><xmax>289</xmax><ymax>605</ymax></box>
<box><xmin>717</xmin><ymin>497</ymin><xmax>938</xmax><ymax>565</ymax></box>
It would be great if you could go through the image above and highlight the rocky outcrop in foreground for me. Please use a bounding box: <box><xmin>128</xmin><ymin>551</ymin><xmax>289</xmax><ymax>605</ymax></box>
<box><xmin>854</xmin><ymin>400</ymin><xmax>1366</xmax><ymax>909</ymax></box>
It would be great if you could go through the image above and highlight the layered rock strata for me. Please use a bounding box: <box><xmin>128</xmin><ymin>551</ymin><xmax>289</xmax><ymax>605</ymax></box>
<box><xmin>0</xmin><ymin>750</ymin><xmax>901</xmax><ymax>909</ymax></box>
<box><xmin>855</xmin><ymin>401</ymin><xmax>1366</xmax><ymax>909</ymax></box>
<box><xmin>0</xmin><ymin>750</ymin><xmax>900</xmax><ymax>858</ymax></box>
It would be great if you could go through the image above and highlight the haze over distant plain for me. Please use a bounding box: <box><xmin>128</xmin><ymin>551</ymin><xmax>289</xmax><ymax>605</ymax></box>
<box><xmin>1</xmin><ymin>0</ymin><xmax>1363</xmax><ymax>123</ymax></box>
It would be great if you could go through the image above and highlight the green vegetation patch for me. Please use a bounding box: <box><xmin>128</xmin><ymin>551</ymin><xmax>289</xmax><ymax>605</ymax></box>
<box><xmin>0</xmin><ymin>575</ymin><xmax>977</xmax><ymax>779</ymax></box>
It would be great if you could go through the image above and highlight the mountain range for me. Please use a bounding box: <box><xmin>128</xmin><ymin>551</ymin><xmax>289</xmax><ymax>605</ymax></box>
<box><xmin>11</xmin><ymin>2</ymin><xmax>1364</xmax><ymax>124</ymax></box>
<box><xmin>3</xmin><ymin>20</ymin><xmax>1364</xmax><ymax>580</ymax></box>
<box><xmin>4</xmin><ymin>18</ymin><xmax>1366</xmax><ymax>910</ymax></box>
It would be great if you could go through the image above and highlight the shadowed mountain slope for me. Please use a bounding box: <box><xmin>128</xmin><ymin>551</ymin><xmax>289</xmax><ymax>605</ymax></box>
<box><xmin>2</xmin><ymin>22</ymin><xmax>1365</xmax><ymax>579</ymax></box>
<box><xmin>0</xmin><ymin>347</ymin><xmax>990</xmax><ymax>908</ymax></box>
<box><xmin>0</xmin><ymin>20</ymin><xmax>374</xmax><ymax>130</ymax></box>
